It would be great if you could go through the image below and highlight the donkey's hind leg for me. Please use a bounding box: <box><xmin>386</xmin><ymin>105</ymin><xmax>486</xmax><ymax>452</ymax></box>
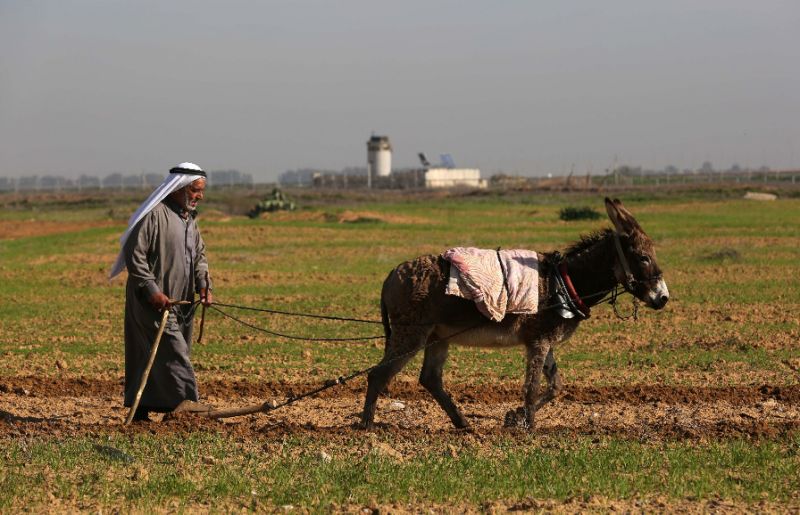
<box><xmin>360</xmin><ymin>327</ymin><xmax>431</xmax><ymax>429</ymax></box>
<box><xmin>419</xmin><ymin>340</ymin><xmax>469</xmax><ymax>429</ymax></box>
<box><xmin>522</xmin><ymin>343</ymin><xmax>551</xmax><ymax>429</ymax></box>
<box><xmin>534</xmin><ymin>348</ymin><xmax>563</xmax><ymax>410</ymax></box>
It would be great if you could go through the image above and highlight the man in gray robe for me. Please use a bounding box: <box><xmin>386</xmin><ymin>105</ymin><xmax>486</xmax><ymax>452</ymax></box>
<box><xmin>111</xmin><ymin>162</ymin><xmax>213</xmax><ymax>421</ymax></box>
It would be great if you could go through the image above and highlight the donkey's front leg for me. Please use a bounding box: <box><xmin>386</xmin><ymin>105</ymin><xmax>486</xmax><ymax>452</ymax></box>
<box><xmin>522</xmin><ymin>343</ymin><xmax>551</xmax><ymax>429</ymax></box>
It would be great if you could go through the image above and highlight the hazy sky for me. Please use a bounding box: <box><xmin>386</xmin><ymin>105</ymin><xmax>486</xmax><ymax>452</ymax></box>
<box><xmin>1</xmin><ymin>1</ymin><xmax>798</xmax><ymax>180</ymax></box>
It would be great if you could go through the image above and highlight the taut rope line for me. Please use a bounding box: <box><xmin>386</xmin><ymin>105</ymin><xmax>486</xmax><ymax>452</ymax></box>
<box><xmin>213</xmin><ymin>301</ymin><xmax>383</xmax><ymax>325</ymax></box>
<box><xmin>190</xmin><ymin>284</ymin><xmax>635</xmax><ymax>420</ymax></box>
<box><xmin>208</xmin><ymin>305</ymin><xmax>385</xmax><ymax>342</ymax></box>
<box><xmin>208</xmin><ymin>284</ymin><xmax>628</xmax><ymax>344</ymax></box>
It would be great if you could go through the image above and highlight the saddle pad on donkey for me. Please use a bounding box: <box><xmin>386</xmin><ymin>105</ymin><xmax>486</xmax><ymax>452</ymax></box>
<box><xmin>442</xmin><ymin>247</ymin><xmax>539</xmax><ymax>322</ymax></box>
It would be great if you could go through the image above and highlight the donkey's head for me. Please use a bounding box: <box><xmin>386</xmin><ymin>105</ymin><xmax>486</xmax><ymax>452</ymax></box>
<box><xmin>604</xmin><ymin>198</ymin><xmax>669</xmax><ymax>309</ymax></box>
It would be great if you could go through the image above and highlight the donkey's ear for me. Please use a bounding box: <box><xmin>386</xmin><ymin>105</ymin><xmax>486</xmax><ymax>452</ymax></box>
<box><xmin>605</xmin><ymin>197</ymin><xmax>638</xmax><ymax>235</ymax></box>
<box><xmin>613</xmin><ymin>198</ymin><xmax>642</xmax><ymax>226</ymax></box>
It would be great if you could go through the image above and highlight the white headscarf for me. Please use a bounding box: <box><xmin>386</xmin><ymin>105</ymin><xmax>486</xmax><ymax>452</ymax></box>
<box><xmin>109</xmin><ymin>162</ymin><xmax>206</xmax><ymax>279</ymax></box>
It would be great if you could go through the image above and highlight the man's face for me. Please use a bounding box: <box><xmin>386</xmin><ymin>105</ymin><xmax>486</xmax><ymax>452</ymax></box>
<box><xmin>170</xmin><ymin>178</ymin><xmax>206</xmax><ymax>211</ymax></box>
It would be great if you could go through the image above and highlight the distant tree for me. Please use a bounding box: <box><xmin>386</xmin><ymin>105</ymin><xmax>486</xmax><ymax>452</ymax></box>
<box><xmin>700</xmin><ymin>161</ymin><xmax>714</xmax><ymax>173</ymax></box>
<box><xmin>103</xmin><ymin>173</ymin><xmax>123</xmax><ymax>189</ymax></box>
<box><xmin>663</xmin><ymin>165</ymin><xmax>679</xmax><ymax>175</ymax></box>
<box><xmin>18</xmin><ymin>176</ymin><xmax>39</xmax><ymax>190</ymax></box>
<box><xmin>729</xmin><ymin>163</ymin><xmax>742</xmax><ymax>173</ymax></box>
<box><xmin>122</xmin><ymin>174</ymin><xmax>144</xmax><ymax>188</ymax></box>
<box><xmin>78</xmin><ymin>175</ymin><xmax>101</xmax><ymax>189</ymax></box>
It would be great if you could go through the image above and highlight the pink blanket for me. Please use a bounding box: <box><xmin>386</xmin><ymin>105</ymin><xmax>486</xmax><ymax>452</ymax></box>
<box><xmin>443</xmin><ymin>247</ymin><xmax>540</xmax><ymax>322</ymax></box>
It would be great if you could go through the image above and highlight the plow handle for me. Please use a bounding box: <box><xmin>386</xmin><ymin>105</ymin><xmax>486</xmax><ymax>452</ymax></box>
<box><xmin>124</xmin><ymin>308</ymin><xmax>170</xmax><ymax>425</ymax></box>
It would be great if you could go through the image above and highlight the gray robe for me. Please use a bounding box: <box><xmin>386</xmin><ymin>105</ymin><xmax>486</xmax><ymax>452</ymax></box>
<box><xmin>123</xmin><ymin>199</ymin><xmax>211</xmax><ymax>411</ymax></box>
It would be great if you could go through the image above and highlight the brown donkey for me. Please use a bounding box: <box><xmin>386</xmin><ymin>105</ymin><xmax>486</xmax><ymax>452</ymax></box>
<box><xmin>360</xmin><ymin>198</ymin><xmax>669</xmax><ymax>430</ymax></box>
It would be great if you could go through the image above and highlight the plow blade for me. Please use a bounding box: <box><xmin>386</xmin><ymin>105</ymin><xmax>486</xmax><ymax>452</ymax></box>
<box><xmin>172</xmin><ymin>399</ymin><xmax>278</xmax><ymax>419</ymax></box>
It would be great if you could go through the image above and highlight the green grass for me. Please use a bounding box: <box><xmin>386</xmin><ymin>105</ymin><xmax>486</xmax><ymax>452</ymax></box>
<box><xmin>2</xmin><ymin>434</ymin><xmax>798</xmax><ymax>510</ymax></box>
<box><xmin>2</xmin><ymin>193</ymin><xmax>799</xmax><ymax>379</ymax></box>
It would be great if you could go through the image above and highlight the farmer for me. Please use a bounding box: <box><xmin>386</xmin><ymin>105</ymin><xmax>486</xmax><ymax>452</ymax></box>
<box><xmin>110</xmin><ymin>162</ymin><xmax>213</xmax><ymax>421</ymax></box>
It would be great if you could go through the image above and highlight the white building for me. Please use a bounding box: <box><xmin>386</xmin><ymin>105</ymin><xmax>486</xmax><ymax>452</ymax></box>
<box><xmin>367</xmin><ymin>135</ymin><xmax>392</xmax><ymax>177</ymax></box>
<box><xmin>423</xmin><ymin>167</ymin><xmax>486</xmax><ymax>189</ymax></box>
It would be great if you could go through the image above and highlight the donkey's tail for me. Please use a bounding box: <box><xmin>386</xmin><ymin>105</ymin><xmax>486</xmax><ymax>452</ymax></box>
<box><xmin>380</xmin><ymin>297</ymin><xmax>391</xmax><ymax>343</ymax></box>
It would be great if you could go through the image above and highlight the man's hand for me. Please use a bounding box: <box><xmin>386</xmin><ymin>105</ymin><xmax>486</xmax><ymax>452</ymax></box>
<box><xmin>199</xmin><ymin>288</ymin><xmax>213</xmax><ymax>307</ymax></box>
<box><xmin>148</xmin><ymin>292</ymin><xmax>172</xmax><ymax>311</ymax></box>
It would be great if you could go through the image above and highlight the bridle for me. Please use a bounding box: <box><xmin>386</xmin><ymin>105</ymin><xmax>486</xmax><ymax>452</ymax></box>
<box><xmin>612</xmin><ymin>231</ymin><xmax>663</xmax><ymax>294</ymax></box>
<box><xmin>552</xmin><ymin>231</ymin><xmax>664</xmax><ymax>321</ymax></box>
<box><xmin>612</xmin><ymin>231</ymin><xmax>637</xmax><ymax>292</ymax></box>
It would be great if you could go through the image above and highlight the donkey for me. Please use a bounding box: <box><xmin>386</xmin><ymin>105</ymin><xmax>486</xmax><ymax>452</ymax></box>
<box><xmin>360</xmin><ymin>198</ymin><xmax>669</xmax><ymax>430</ymax></box>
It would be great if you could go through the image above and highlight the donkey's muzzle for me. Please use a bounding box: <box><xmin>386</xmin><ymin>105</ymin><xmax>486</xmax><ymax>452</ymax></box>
<box><xmin>647</xmin><ymin>278</ymin><xmax>670</xmax><ymax>309</ymax></box>
<box><xmin>653</xmin><ymin>294</ymin><xmax>669</xmax><ymax>309</ymax></box>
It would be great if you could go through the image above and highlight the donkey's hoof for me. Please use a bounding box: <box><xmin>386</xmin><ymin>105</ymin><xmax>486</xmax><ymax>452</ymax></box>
<box><xmin>503</xmin><ymin>407</ymin><xmax>531</xmax><ymax>429</ymax></box>
<box><xmin>355</xmin><ymin>419</ymin><xmax>374</xmax><ymax>431</ymax></box>
<box><xmin>451</xmin><ymin>420</ymin><xmax>472</xmax><ymax>431</ymax></box>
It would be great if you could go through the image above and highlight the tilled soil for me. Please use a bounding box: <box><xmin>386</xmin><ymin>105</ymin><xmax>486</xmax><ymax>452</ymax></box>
<box><xmin>2</xmin><ymin>375</ymin><xmax>798</xmax><ymax>441</ymax></box>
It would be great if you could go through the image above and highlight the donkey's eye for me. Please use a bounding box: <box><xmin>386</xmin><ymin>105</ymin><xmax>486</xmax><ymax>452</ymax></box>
<box><xmin>639</xmin><ymin>255</ymin><xmax>651</xmax><ymax>264</ymax></box>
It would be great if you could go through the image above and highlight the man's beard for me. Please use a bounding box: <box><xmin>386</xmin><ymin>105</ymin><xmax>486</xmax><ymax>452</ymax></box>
<box><xmin>183</xmin><ymin>190</ymin><xmax>198</xmax><ymax>212</ymax></box>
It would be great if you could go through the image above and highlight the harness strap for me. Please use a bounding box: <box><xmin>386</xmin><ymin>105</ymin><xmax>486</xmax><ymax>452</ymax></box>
<box><xmin>557</xmin><ymin>262</ymin><xmax>591</xmax><ymax>318</ymax></box>
<box><xmin>612</xmin><ymin>231</ymin><xmax>636</xmax><ymax>292</ymax></box>
<box><xmin>495</xmin><ymin>248</ymin><xmax>511</xmax><ymax>310</ymax></box>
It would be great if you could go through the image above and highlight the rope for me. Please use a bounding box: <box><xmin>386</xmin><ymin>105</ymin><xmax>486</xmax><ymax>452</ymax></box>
<box><xmin>495</xmin><ymin>248</ymin><xmax>512</xmax><ymax>310</ymax></box>
<box><xmin>256</xmin><ymin>321</ymin><xmax>487</xmax><ymax>413</ymax></box>
<box><xmin>610</xmin><ymin>286</ymin><xmax>639</xmax><ymax>320</ymax></box>
<box><xmin>208</xmin><ymin>305</ymin><xmax>385</xmax><ymax>342</ymax></box>
<box><xmin>208</xmin><ymin>285</ymin><xmax>626</xmax><ymax>345</ymax></box>
<box><xmin>253</xmin><ymin>286</ymin><xmax>637</xmax><ymax>415</ymax></box>
<box><xmin>194</xmin><ymin>283</ymin><xmax>634</xmax><ymax>417</ymax></box>
<box><xmin>213</xmin><ymin>301</ymin><xmax>383</xmax><ymax>325</ymax></box>
<box><xmin>177</xmin><ymin>234</ymin><xmax>651</xmax><ymax>418</ymax></box>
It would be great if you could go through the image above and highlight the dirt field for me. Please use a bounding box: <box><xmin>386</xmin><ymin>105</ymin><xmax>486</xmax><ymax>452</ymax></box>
<box><xmin>2</xmin><ymin>192</ymin><xmax>799</xmax><ymax>511</ymax></box>
<box><xmin>1</xmin><ymin>376</ymin><xmax>799</xmax><ymax>442</ymax></box>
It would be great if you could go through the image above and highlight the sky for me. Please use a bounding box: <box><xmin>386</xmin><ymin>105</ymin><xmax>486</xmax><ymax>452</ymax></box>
<box><xmin>1</xmin><ymin>1</ymin><xmax>798</xmax><ymax>181</ymax></box>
